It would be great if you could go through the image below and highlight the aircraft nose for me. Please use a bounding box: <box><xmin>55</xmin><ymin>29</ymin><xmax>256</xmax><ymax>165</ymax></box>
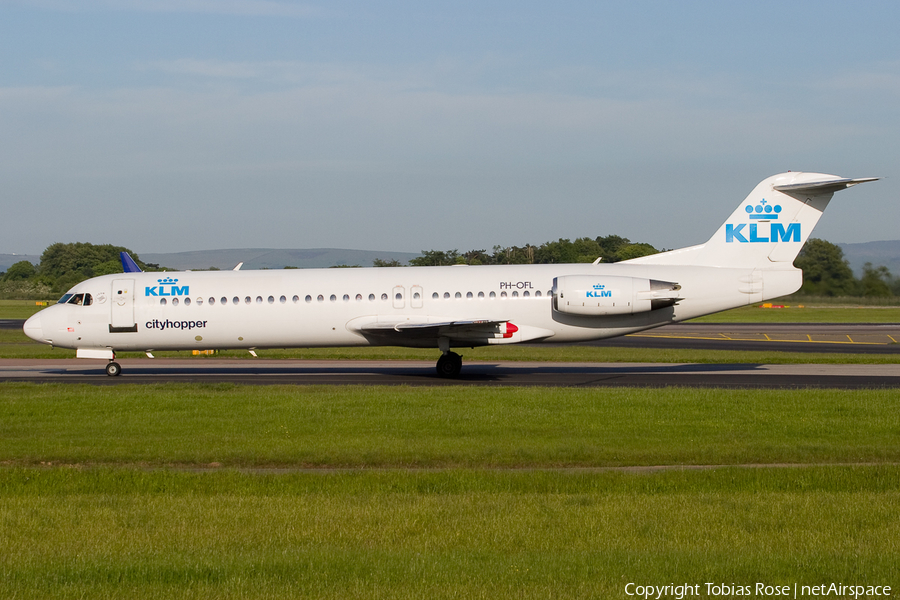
<box><xmin>23</xmin><ymin>313</ymin><xmax>45</xmax><ymax>343</ymax></box>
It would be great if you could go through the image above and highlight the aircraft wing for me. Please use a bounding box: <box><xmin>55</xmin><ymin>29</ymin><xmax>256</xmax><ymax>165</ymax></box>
<box><xmin>349</xmin><ymin>317</ymin><xmax>553</xmax><ymax>347</ymax></box>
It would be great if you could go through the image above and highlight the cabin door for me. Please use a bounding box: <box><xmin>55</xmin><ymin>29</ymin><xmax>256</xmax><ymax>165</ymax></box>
<box><xmin>110</xmin><ymin>279</ymin><xmax>137</xmax><ymax>332</ymax></box>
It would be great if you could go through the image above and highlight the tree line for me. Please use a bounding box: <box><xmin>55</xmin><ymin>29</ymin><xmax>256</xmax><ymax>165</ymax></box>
<box><xmin>2</xmin><ymin>238</ymin><xmax>898</xmax><ymax>299</ymax></box>
<box><xmin>1</xmin><ymin>243</ymin><xmax>159</xmax><ymax>299</ymax></box>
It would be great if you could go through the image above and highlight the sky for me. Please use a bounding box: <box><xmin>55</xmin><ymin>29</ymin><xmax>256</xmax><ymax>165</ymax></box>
<box><xmin>2</xmin><ymin>0</ymin><xmax>898</xmax><ymax>256</ymax></box>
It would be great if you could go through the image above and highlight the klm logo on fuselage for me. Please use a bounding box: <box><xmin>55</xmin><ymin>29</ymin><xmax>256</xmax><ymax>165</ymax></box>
<box><xmin>586</xmin><ymin>284</ymin><xmax>612</xmax><ymax>298</ymax></box>
<box><xmin>145</xmin><ymin>277</ymin><xmax>189</xmax><ymax>297</ymax></box>
<box><xmin>726</xmin><ymin>200</ymin><xmax>800</xmax><ymax>243</ymax></box>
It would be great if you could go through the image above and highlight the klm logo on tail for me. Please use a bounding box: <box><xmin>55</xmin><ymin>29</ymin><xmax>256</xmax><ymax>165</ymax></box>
<box><xmin>726</xmin><ymin>200</ymin><xmax>800</xmax><ymax>244</ymax></box>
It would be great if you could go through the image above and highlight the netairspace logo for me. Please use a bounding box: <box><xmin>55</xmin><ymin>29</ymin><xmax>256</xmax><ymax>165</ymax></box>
<box><xmin>726</xmin><ymin>200</ymin><xmax>800</xmax><ymax>244</ymax></box>
<box><xmin>145</xmin><ymin>277</ymin><xmax>189</xmax><ymax>297</ymax></box>
<box><xmin>624</xmin><ymin>582</ymin><xmax>892</xmax><ymax>599</ymax></box>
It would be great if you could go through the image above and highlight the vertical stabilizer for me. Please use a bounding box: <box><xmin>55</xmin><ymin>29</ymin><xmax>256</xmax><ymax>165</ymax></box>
<box><xmin>625</xmin><ymin>172</ymin><xmax>877</xmax><ymax>269</ymax></box>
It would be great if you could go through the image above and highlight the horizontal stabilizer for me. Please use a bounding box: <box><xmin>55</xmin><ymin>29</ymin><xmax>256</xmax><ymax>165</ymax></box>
<box><xmin>773</xmin><ymin>177</ymin><xmax>879</xmax><ymax>194</ymax></box>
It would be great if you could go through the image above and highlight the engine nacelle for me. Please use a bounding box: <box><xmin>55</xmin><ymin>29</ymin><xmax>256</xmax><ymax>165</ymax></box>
<box><xmin>552</xmin><ymin>275</ymin><xmax>682</xmax><ymax>316</ymax></box>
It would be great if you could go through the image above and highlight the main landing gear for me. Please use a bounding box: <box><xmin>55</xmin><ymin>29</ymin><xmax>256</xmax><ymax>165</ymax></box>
<box><xmin>105</xmin><ymin>361</ymin><xmax>122</xmax><ymax>377</ymax></box>
<box><xmin>436</xmin><ymin>351</ymin><xmax>462</xmax><ymax>378</ymax></box>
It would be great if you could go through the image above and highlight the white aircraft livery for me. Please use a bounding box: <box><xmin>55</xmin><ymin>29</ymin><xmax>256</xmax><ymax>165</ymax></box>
<box><xmin>24</xmin><ymin>172</ymin><xmax>877</xmax><ymax>377</ymax></box>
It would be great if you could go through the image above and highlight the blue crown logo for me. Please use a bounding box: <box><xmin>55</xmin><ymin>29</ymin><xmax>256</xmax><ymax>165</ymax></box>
<box><xmin>744</xmin><ymin>199</ymin><xmax>781</xmax><ymax>220</ymax></box>
<box><xmin>158</xmin><ymin>277</ymin><xmax>179</xmax><ymax>284</ymax></box>
<box><xmin>593</xmin><ymin>284</ymin><xmax>605</xmax><ymax>290</ymax></box>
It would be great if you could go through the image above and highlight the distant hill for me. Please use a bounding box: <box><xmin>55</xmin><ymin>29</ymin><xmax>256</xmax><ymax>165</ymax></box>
<box><xmin>138</xmin><ymin>248</ymin><xmax>420</xmax><ymax>271</ymax></box>
<box><xmin>0</xmin><ymin>254</ymin><xmax>42</xmax><ymax>274</ymax></box>
<box><xmin>839</xmin><ymin>240</ymin><xmax>900</xmax><ymax>277</ymax></box>
<box><xmin>9</xmin><ymin>243</ymin><xmax>900</xmax><ymax>276</ymax></box>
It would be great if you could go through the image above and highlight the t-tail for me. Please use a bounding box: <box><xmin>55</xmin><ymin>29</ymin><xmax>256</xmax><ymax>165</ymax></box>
<box><xmin>625</xmin><ymin>172</ymin><xmax>878</xmax><ymax>269</ymax></box>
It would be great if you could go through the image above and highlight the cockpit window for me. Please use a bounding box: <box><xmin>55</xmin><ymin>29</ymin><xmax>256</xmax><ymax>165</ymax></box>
<box><xmin>65</xmin><ymin>293</ymin><xmax>92</xmax><ymax>306</ymax></box>
<box><xmin>57</xmin><ymin>294</ymin><xmax>73</xmax><ymax>304</ymax></box>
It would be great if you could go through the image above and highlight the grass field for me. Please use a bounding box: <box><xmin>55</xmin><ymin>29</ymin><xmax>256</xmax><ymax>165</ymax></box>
<box><xmin>2</xmin><ymin>296</ymin><xmax>899</xmax><ymax>596</ymax></box>
<box><xmin>1</xmin><ymin>383</ymin><xmax>898</xmax><ymax>598</ymax></box>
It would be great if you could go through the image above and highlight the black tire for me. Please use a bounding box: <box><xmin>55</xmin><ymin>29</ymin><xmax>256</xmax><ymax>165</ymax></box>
<box><xmin>435</xmin><ymin>352</ymin><xmax>462</xmax><ymax>378</ymax></box>
<box><xmin>105</xmin><ymin>362</ymin><xmax>122</xmax><ymax>377</ymax></box>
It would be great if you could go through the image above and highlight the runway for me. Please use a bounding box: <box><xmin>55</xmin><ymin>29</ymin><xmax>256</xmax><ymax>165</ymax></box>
<box><xmin>2</xmin><ymin>358</ymin><xmax>899</xmax><ymax>388</ymax></box>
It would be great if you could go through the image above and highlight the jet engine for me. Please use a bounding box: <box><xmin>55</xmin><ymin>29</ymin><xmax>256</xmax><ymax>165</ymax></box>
<box><xmin>552</xmin><ymin>275</ymin><xmax>682</xmax><ymax>316</ymax></box>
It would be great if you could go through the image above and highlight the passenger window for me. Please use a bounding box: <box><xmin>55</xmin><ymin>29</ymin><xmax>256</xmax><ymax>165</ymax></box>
<box><xmin>523</xmin><ymin>291</ymin><xmax>530</xmax><ymax>297</ymax></box>
<box><xmin>512</xmin><ymin>291</ymin><xmax>518</xmax><ymax>298</ymax></box>
<box><xmin>173</xmin><ymin>298</ymin><xmax>180</xmax><ymax>306</ymax></box>
<box><xmin>269</xmin><ymin>296</ymin><xmax>275</xmax><ymax>304</ymax></box>
<box><xmin>413</xmin><ymin>292</ymin><xmax>421</xmax><ymax>299</ymax></box>
<box><xmin>395</xmin><ymin>293</ymin><xmax>402</xmax><ymax>301</ymax></box>
<box><xmin>443</xmin><ymin>292</ymin><xmax>450</xmax><ymax>299</ymax></box>
<box><xmin>330</xmin><ymin>294</ymin><xmax>337</xmax><ymax>302</ymax></box>
<box><xmin>369</xmin><ymin>294</ymin><xmax>375</xmax><ymax>301</ymax></box>
<box><xmin>535</xmin><ymin>291</ymin><xmax>541</xmax><ymax>297</ymax></box>
<box><xmin>317</xmin><ymin>295</ymin><xmax>324</xmax><ymax>302</ymax></box>
<box><xmin>196</xmin><ymin>297</ymin><xmax>203</xmax><ymax>305</ymax></box>
<box><xmin>279</xmin><ymin>296</ymin><xmax>286</xmax><ymax>304</ymax></box>
<box><xmin>466</xmin><ymin>292</ymin><xmax>473</xmax><ymax>299</ymax></box>
<box><xmin>256</xmin><ymin>296</ymin><xmax>263</xmax><ymax>304</ymax></box>
<box><xmin>291</xmin><ymin>295</ymin><xmax>298</xmax><ymax>303</ymax></box>
<box><xmin>184</xmin><ymin>297</ymin><xmax>191</xmax><ymax>306</ymax></box>
<box><xmin>454</xmin><ymin>292</ymin><xmax>461</xmax><ymax>299</ymax></box>
<box><xmin>244</xmin><ymin>296</ymin><xmax>251</xmax><ymax>304</ymax></box>
<box><xmin>490</xmin><ymin>291</ymin><xmax>496</xmax><ymax>298</ymax></box>
<box><xmin>209</xmin><ymin>297</ymin><xmax>216</xmax><ymax>305</ymax></box>
<box><xmin>343</xmin><ymin>294</ymin><xmax>350</xmax><ymax>302</ymax></box>
<box><xmin>160</xmin><ymin>298</ymin><xmax>167</xmax><ymax>305</ymax></box>
<box><xmin>381</xmin><ymin>293</ymin><xmax>388</xmax><ymax>301</ymax></box>
<box><xmin>233</xmin><ymin>297</ymin><xmax>239</xmax><ymax>305</ymax></box>
<box><xmin>501</xmin><ymin>291</ymin><xmax>507</xmax><ymax>298</ymax></box>
<box><xmin>478</xmin><ymin>291</ymin><xmax>484</xmax><ymax>298</ymax></box>
<box><xmin>356</xmin><ymin>294</ymin><xmax>362</xmax><ymax>301</ymax></box>
<box><xmin>432</xmin><ymin>292</ymin><xmax>439</xmax><ymax>299</ymax></box>
<box><xmin>305</xmin><ymin>295</ymin><xmax>312</xmax><ymax>303</ymax></box>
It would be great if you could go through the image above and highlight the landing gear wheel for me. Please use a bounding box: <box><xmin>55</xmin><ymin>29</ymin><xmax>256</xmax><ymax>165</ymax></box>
<box><xmin>105</xmin><ymin>361</ymin><xmax>122</xmax><ymax>377</ymax></box>
<box><xmin>436</xmin><ymin>351</ymin><xmax>462</xmax><ymax>378</ymax></box>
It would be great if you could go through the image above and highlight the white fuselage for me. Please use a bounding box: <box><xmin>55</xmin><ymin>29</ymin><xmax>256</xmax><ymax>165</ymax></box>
<box><xmin>24</xmin><ymin>262</ymin><xmax>800</xmax><ymax>354</ymax></box>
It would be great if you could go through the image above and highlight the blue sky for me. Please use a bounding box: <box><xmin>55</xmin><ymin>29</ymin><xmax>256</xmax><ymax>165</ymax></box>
<box><xmin>2</xmin><ymin>1</ymin><xmax>897</xmax><ymax>256</ymax></box>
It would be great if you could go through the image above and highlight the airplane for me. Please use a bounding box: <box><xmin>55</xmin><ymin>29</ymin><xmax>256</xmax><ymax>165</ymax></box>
<box><xmin>23</xmin><ymin>171</ymin><xmax>877</xmax><ymax>378</ymax></box>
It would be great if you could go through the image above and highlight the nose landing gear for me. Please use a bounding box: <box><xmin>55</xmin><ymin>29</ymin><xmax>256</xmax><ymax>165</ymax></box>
<box><xmin>105</xmin><ymin>361</ymin><xmax>122</xmax><ymax>376</ymax></box>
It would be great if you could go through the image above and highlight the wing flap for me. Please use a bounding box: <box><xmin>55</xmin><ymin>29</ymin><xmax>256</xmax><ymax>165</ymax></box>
<box><xmin>348</xmin><ymin>316</ymin><xmax>554</xmax><ymax>347</ymax></box>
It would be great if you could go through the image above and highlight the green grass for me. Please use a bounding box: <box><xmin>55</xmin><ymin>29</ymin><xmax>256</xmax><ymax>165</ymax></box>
<box><xmin>1</xmin><ymin>383</ymin><xmax>898</xmax><ymax>598</ymax></box>
<box><xmin>3</xmin><ymin>383</ymin><xmax>898</xmax><ymax>468</ymax></box>
<box><xmin>0</xmin><ymin>299</ymin><xmax>52</xmax><ymax>318</ymax></box>
<box><xmin>1</xmin><ymin>467</ymin><xmax>898</xmax><ymax>599</ymax></box>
